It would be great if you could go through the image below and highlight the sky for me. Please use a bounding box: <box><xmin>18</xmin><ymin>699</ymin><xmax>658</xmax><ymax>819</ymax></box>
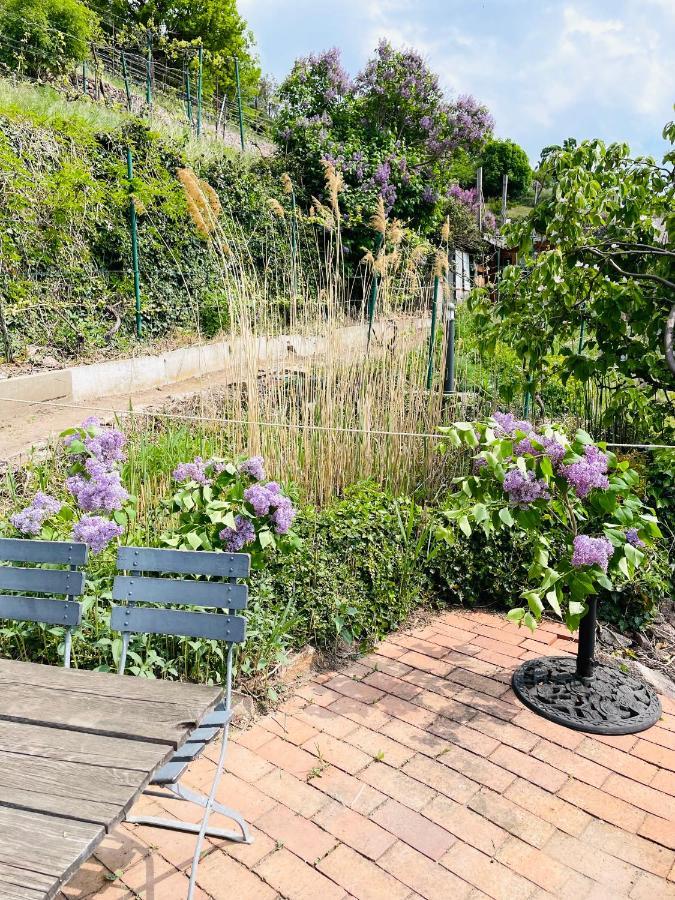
<box><xmin>239</xmin><ymin>0</ymin><xmax>675</xmax><ymax>164</ymax></box>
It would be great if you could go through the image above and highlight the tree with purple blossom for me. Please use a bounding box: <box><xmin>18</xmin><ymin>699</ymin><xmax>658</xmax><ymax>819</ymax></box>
<box><xmin>437</xmin><ymin>417</ymin><xmax>661</xmax><ymax>633</ymax></box>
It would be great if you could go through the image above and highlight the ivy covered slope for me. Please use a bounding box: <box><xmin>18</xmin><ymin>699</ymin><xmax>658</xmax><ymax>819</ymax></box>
<box><xmin>0</xmin><ymin>82</ymin><xmax>288</xmax><ymax>363</ymax></box>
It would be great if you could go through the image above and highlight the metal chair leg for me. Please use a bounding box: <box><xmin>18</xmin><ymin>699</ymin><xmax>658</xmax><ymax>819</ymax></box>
<box><xmin>187</xmin><ymin>727</ymin><xmax>232</xmax><ymax>900</ymax></box>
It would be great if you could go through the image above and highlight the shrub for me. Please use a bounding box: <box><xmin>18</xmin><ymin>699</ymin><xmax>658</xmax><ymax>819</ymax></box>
<box><xmin>0</xmin><ymin>0</ymin><xmax>98</xmax><ymax>77</ymax></box>
<box><xmin>479</xmin><ymin>138</ymin><xmax>532</xmax><ymax>198</ymax></box>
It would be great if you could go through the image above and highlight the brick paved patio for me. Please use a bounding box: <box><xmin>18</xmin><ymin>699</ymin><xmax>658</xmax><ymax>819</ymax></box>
<box><xmin>60</xmin><ymin>610</ymin><xmax>675</xmax><ymax>900</ymax></box>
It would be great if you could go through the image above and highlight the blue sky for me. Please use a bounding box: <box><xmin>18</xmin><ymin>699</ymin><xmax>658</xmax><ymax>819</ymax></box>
<box><xmin>240</xmin><ymin>0</ymin><xmax>675</xmax><ymax>163</ymax></box>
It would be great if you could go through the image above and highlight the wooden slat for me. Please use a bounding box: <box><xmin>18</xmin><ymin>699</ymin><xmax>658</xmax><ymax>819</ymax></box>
<box><xmin>0</xmin><ymin>597</ymin><xmax>81</xmax><ymax>628</ymax></box>
<box><xmin>0</xmin><ymin>860</ymin><xmax>54</xmax><ymax>900</ymax></box>
<box><xmin>0</xmin><ymin>720</ymin><xmax>167</xmax><ymax>771</ymax></box>
<box><xmin>113</xmin><ymin>575</ymin><xmax>248</xmax><ymax>609</ymax></box>
<box><xmin>111</xmin><ymin>605</ymin><xmax>246</xmax><ymax>643</ymax></box>
<box><xmin>118</xmin><ymin>545</ymin><xmax>250</xmax><ymax>578</ymax></box>
<box><xmin>0</xmin><ymin>749</ymin><xmax>165</xmax><ymax>827</ymax></box>
<box><xmin>0</xmin><ymin>539</ymin><xmax>87</xmax><ymax>567</ymax></box>
<box><xmin>0</xmin><ymin>659</ymin><xmax>222</xmax><ymax>747</ymax></box>
<box><xmin>0</xmin><ymin>806</ymin><xmax>103</xmax><ymax>899</ymax></box>
<box><xmin>0</xmin><ymin>568</ymin><xmax>84</xmax><ymax>597</ymax></box>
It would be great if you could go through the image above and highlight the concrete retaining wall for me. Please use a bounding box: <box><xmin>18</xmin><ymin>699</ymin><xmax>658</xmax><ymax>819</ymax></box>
<box><xmin>4</xmin><ymin>316</ymin><xmax>430</xmax><ymax>412</ymax></box>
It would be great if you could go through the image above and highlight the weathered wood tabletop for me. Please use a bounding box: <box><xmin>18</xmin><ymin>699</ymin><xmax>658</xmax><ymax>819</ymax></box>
<box><xmin>0</xmin><ymin>658</ymin><xmax>222</xmax><ymax>900</ymax></box>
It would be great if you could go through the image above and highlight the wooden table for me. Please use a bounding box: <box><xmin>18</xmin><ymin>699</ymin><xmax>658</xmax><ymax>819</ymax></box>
<box><xmin>0</xmin><ymin>658</ymin><xmax>222</xmax><ymax>900</ymax></box>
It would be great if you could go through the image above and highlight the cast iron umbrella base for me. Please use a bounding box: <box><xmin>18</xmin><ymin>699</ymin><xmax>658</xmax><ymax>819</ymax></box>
<box><xmin>511</xmin><ymin>598</ymin><xmax>661</xmax><ymax>735</ymax></box>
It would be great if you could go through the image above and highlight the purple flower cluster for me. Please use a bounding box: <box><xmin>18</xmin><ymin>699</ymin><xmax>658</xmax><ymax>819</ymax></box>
<box><xmin>173</xmin><ymin>457</ymin><xmax>210</xmax><ymax>485</ymax></box>
<box><xmin>220</xmin><ymin>515</ymin><xmax>256</xmax><ymax>552</ymax></box>
<box><xmin>72</xmin><ymin>515</ymin><xmax>123</xmax><ymax>555</ymax></box>
<box><xmin>238</xmin><ymin>456</ymin><xmax>265</xmax><ymax>481</ymax></box>
<box><xmin>625</xmin><ymin>529</ymin><xmax>645</xmax><ymax>548</ymax></box>
<box><xmin>84</xmin><ymin>427</ymin><xmax>126</xmax><ymax>467</ymax></box>
<box><xmin>571</xmin><ymin>535</ymin><xmax>614</xmax><ymax>572</ymax></box>
<box><xmin>560</xmin><ymin>445</ymin><xmax>609</xmax><ymax>498</ymax></box>
<box><xmin>503</xmin><ymin>468</ymin><xmax>550</xmax><ymax>507</ymax></box>
<box><xmin>493</xmin><ymin>412</ymin><xmax>532</xmax><ymax>436</ymax></box>
<box><xmin>541</xmin><ymin>436</ymin><xmax>567</xmax><ymax>466</ymax></box>
<box><xmin>243</xmin><ymin>482</ymin><xmax>296</xmax><ymax>535</ymax></box>
<box><xmin>10</xmin><ymin>492</ymin><xmax>62</xmax><ymax>535</ymax></box>
<box><xmin>67</xmin><ymin>459</ymin><xmax>128</xmax><ymax>513</ymax></box>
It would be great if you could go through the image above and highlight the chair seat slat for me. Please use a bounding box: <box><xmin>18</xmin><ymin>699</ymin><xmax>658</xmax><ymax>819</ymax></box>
<box><xmin>151</xmin><ymin>759</ymin><xmax>189</xmax><ymax>785</ymax></box>
<box><xmin>0</xmin><ymin>538</ymin><xmax>87</xmax><ymax>566</ymax></box>
<box><xmin>112</xmin><ymin>576</ymin><xmax>247</xmax><ymax>609</ymax></box>
<box><xmin>0</xmin><ymin>596</ymin><xmax>82</xmax><ymax>627</ymax></box>
<box><xmin>111</xmin><ymin>606</ymin><xmax>246</xmax><ymax>643</ymax></box>
<box><xmin>118</xmin><ymin>546</ymin><xmax>250</xmax><ymax>578</ymax></box>
<box><xmin>0</xmin><ymin>567</ymin><xmax>85</xmax><ymax>597</ymax></box>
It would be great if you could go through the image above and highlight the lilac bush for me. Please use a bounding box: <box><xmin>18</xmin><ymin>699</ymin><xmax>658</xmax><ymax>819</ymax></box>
<box><xmin>9</xmin><ymin>419</ymin><xmax>131</xmax><ymax>555</ymax></box>
<box><xmin>165</xmin><ymin>455</ymin><xmax>298</xmax><ymax>567</ymax></box>
<box><xmin>274</xmin><ymin>41</ymin><xmax>493</xmax><ymax>232</ymax></box>
<box><xmin>437</xmin><ymin>416</ymin><xmax>661</xmax><ymax>632</ymax></box>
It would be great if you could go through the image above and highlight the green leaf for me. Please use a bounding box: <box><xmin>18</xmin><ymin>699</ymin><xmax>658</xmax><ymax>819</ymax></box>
<box><xmin>472</xmin><ymin>503</ymin><xmax>488</xmax><ymax>524</ymax></box>
<box><xmin>185</xmin><ymin>531</ymin><xmax>202</xmax><ymax>550</ymax></box>
<box><xmin>506</xmin><ymin>608</ymin><xmax>525</xmax><ymax>624</ymax></box>
<box><xmin>498</xmin><ymin>507</ymin><xmax>515</xmax><ymax>527</ymax></box>
<box><xmin>259</xmin><ymin>529</ymin><xmax>274</xmax><ymax>549</ymax></box>
<box><xmin>458</xmin><ymin>516</ymin><xmax>472</xmax><ymax>538</ymax></box>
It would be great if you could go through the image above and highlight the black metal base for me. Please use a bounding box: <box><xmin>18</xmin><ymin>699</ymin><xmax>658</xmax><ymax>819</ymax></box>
<box><xmin>512</xmin><ymin>656</ymin><xmax>662</xmax><ymax>735</ymax></box>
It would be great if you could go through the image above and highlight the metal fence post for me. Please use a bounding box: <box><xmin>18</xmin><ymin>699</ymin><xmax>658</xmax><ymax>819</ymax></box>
<box><xmin>145</xmin><ymin>31</ymin><xmax>153</xmax><ymax>108</ymax></box>
<box><xmin>126</xmin><ymin>148</ymin><xmax>142</xmax><ymax>338</ymax></box>
<box><xmin>185</xmin><ymin>61</ymin><xmax>193</xmax><ymax>128</ymax></box>
<box><xmin>426</xmin><ymin>275</ymin><xmax>440</xmax><ymax>389</ymax></box>
<box><xmin>197</xmin><ymin>46</ymin><xmax>203</xmax><ymax>136</ymax></box>
<box><xmin>234</xmin><ymin>57</ymin><xmax>245</xmax><ymax>151</ymax></box>
<box><xmin>121</xmin><ymin>51</ymin><xmax>132</xmax><ymax>112</ymax></box>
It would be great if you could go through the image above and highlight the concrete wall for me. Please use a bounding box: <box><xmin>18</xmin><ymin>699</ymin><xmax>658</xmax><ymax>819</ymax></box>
<box><xmin>5</xmin><ymin>316</ymin><xmax>430</xmax><ymax>410</ymax></box>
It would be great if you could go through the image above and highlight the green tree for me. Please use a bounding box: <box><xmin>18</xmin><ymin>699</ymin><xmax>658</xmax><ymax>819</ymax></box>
<box><xmin>0</xmin><ymin>0</ymin><xmax>98</xmax><ymax>77</ymax></box>
<box><xmin>93</xmin><ymin>0</ymin><xmax>260</xmax><ymax>99</ymax></box>
<box><xmin>470</xmin><ymin>124</ymin><xmax>675</xmax><ymax>435</ymax></box>
<box><xmin>480</xmin><ymin>138</ymin><xmax>532</xmax><ymax>197</ymax></box>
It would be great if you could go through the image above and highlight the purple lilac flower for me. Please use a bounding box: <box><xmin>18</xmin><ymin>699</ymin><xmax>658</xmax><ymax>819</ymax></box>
<box><xmin>244</xmin><ymin>483</ymin><xmax>274</xmax><ymax>516</ymax></box>
<box><xmin>560</xmin><ymin>445</ymin><xmax>609</xmax><ymax>498</ymax></box>
<box><xmin>514</xmin><ymin>437</ymin><xmax>537</xmax><ymax>456</ymax></box>
<box><xmin>67</xmin><ymin>459</ymin><xmax>129</xmax><ymax>513</ymax></box>
<box><xmin>271</xmin><ymin>496</ymin><xmax>297</xmax><ymax>535</ymax></box>
<box><xmin>503</xmin><ymin>468</ymin><xmax>549</xmax><ymax>507</ymax></box>
<box><xmin>422</xmin><ymin>185</ymin><xmax>437</xmax><ymax>204</ymax></box>
<box><xmin>542</xmin><ymin>436</ymin><xmax>567</xmax><ymax>466</ymax></box>
<box><xmin>571</xmin><ymin>535</ymin><xmax>614</xmax><ymax>572</ymax></box>
<box><xmin>10</xmin><ymin>492</ymin><xmax>62</xmax><ymax>535</ymax></box>
<box><xmin>173</xmin><ymin>457</ymin><xmax>210</xmax><ymax>485</ymax></box>
<box><xmin>493</xmin><ymin>412</ymin><xmax>532</xmax><ymax>437</ymax></box>
<box><xmin>72</xmin><ymin>515</ymin><xmax>123</xmax><ymax>555</ymax></box>
<box><xmin>84</xmin><ymin>428</ymin><xmax>126</xmax><ymax>467</ymax></box>
<box><xmin>625</xmin><ymin>529</ymin><xmax>645</xmax><ymax>548</ymax></box>
<box><xmin>219</xmin><ymin>515</ymin><xmax>256</xmax><ymax>552</ymax></box>
<box><xmin>472</xmin><ymin>457</ymin><xmax>487</xmax><ymax>473</ymax></box>
<box><xmin>239</xmin><ymin>456</ymin><xmax>265</xmax><ymax>481</ymax></box>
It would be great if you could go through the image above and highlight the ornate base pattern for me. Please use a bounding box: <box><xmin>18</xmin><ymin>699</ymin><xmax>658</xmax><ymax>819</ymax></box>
<box><xmin>511</xmin><ymin>656</ymin><xmax>662</xmax><ymax>735</ymax></box>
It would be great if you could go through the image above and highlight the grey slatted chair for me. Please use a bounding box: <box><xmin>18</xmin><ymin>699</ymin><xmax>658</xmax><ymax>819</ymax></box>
<box><xmin>0</xmin><ymin>537</ymin><xmax>88</xmax><ymax>667</ymax></box>
<box><xmin>111</xmin><ymin>545</ymin><xmax>251</xmax><ymax>899</ymax></box>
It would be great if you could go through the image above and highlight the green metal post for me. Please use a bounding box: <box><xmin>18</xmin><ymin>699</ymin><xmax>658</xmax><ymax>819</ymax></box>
<box><xmin>578</xmin><ymin>318</ymin><xmax>586</xmax><ymax>353</ymax></box>
<box><xmin>82</xmin><ymin>60</ymin><xmax>87</xmax><ymax>95</ymax></box>
<box><xmin>145</xmin><ymin>31</ymin><xmax>152</xmax><ymax>108</ymax></box>
<box><xmin>443</xmin><ymin>301</ymin><xmax>456</xmax><ymax>394</ymax></box>
<box><xmin>185</xmin><ymin>63</ymin><xmax>193</xmax><ymax>128</ymax></box>
<box><xmin>366</xmin><ymin>233</ymin><xmax>384</xmax><ymax>349</ymax></box>
<box><xmin>234</xmin><ymin>56</ymin><xmax>245</xmax><ymax>151</ymax></box>
<box><xmin>121</xmin><ymin>51</ymin><xmax>132</xmax><ymax>112</ymax></box>
<box><xmin>426</xmin><ymin>275</ymin><xmax>440</xmax><ymax>389</ymax></box>
<box><xmin>126</xmin><ymin>148</ymin><xmax>142</xmax><ymax>338</ymax></box>
<box><xmin>196</xmin><ymin>46</ymin><xmax>203</xmax><ymax>137</ymax></box>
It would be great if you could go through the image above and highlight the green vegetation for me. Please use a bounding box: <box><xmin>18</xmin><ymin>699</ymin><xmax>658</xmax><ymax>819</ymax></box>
<box><xmin>0</xmin><ymin>0</ymin><xmax>98</xmax><ymax>77</ymax></box>
<box><xmin>479</xmin><ymin>138</ymin><xmax>532</xmax><ymax>198</ymax></box>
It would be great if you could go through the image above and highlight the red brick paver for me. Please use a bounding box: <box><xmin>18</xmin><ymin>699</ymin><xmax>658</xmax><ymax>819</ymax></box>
<box><xmin>62</xmin><ymin>610</ymin><xmax>675</xmax><ymax>900</ymax></box>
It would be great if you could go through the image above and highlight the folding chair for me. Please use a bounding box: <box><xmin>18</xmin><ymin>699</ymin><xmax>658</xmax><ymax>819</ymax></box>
<box><xmin>0</xmin><ymin>537</ymin><xmax>88</xmax><ymax>667</ymax></box>
<box><xmin>111</xmin><ymin>545</ymin><xmax>252</xmax><ymax>899</ymax></box>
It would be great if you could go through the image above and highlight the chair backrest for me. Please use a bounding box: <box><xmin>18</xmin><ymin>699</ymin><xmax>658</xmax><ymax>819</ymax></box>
<box><xmin>111</xmin><ymin>546</ymin><xmax>250</xmax><ymax>685</ymax></box>
<box><xmin>0</xmin><ymin>538</ymin><xmax>88</xmax><ymax>667</ymax></box>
